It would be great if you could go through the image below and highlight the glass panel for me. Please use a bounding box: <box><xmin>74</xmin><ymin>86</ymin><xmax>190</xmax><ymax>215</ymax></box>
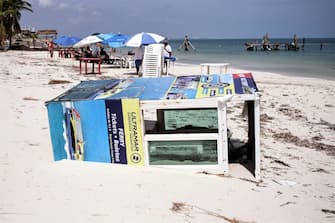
<box><xmin>149</xmin><ymin>140</ymin><xmax>218</xmax><ymax>165</ymax></box>
<box><xmin>145</xmin><ymin>108</ymin><xmax>218</xmax><ymax>134</ymax></box>
<box><xmin>163</xmin><ymin>109</ymin><xmax>218</xmax><ymax>130</ymax></box>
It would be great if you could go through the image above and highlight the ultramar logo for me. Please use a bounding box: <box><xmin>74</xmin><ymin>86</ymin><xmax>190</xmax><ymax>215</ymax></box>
<box><xmin>129</xmin><ymin>111</ymin><xmax>141</xmax><ymax>163</ymax></box>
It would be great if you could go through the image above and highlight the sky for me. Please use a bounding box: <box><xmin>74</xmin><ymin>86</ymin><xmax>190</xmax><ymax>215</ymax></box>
<box><xmin>21</xmin><ymin>0</ymin><xmax>335</xmax><ymax>39</ymax></box>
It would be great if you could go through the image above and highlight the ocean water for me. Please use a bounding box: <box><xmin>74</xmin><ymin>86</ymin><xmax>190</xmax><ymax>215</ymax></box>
<box><xmin>168</xmin><ymin>38</ymin><xmax>335</xmax><ymax>79</ymax></box>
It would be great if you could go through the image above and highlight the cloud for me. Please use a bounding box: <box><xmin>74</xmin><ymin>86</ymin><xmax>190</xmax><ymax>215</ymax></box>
<box><xmin>36</xmin><ymin>0</ymin><xmax>54</xmax><ymax>8</ymax></box>
<box><xmin>32</xmin><ymin>0</ymin><xmax>95</xmax><ymax>16</ymax></box>
<box><xmin>58</xmin><ymin>3</ymin><xmax>71</xmax><ymax>10</ymax></box>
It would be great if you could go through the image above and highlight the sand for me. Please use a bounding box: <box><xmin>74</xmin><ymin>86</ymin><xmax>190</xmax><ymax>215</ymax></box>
<box><xmin>0</xmin><ymin>50</ymin><xmax>334</xmax><ymax>223</ymax></box>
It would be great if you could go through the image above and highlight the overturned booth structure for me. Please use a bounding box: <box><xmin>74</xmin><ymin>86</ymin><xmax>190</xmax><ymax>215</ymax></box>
<box><xmin>46</xmin><ymin>73</ymin><xmax>260</xmax><ymax>178</ymax></box>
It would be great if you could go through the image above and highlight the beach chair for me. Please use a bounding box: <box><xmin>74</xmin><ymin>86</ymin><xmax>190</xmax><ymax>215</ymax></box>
<box><xmin>142</xmin><ymin>44</ymin><xmax>163</xmax><ymax>77</ymax></box>
<box><xmin>125</xmin><ymin>55</ymin><xmax>135</xmax><ymax>69</ymax></box>
<box><xmin>120</xmin><ymin>55</ymin><xmax>135</xmax><ymax>73</ymax></box>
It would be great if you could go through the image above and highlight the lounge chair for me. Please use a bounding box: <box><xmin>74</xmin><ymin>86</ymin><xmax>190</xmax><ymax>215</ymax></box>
<box><xmin>142</xmin><ymin>44</ymin><xmax>163</xmax><ymax>77</ymax></box>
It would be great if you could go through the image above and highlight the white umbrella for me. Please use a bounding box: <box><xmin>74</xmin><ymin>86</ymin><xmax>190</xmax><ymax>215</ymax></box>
<box><xmin>73</xmin><ymin>35</ymin><xmax>102</xmax><ymax>48</ymax></box>
<box><xmin>125</xmin><ymin>32</ymin><xmax>165</xmax><ymax>47</ymax></box>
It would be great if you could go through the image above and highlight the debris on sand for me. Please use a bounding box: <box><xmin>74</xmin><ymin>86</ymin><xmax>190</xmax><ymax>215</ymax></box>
<box><xmin>321</xmin><ymin>209</ymin><xmax>335</xmax><ymax>215</ymax></box>
<box><xmin>273</xmin><ymin>131</ymin><xmax>335</xmax><ymax>156</ymax></box>
<box><xmin>48</xmin><ymin>79</ymin><xmax>71</xmax><ymax>85</ymax></box>
<box><xmin>171</xmin><ymin>202</ymin><xmax>256</xmax><ymax>223</ymax></box>
<box><xmin>23</xmin><ymin>97</ymin><xmax>40</xmax><ymax>101</ymax></box>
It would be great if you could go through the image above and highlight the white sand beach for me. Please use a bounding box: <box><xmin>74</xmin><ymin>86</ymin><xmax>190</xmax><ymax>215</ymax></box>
<box><xmin>0</xmin><ymin>50</ymin><xmax>334</xmax><ymax>222</ymax></box>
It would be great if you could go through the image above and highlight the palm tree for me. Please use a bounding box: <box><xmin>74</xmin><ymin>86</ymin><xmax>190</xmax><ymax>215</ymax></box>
<box><xmin>0</xmin><ymin>1</ymin><xmax>7</xmax><ymax>44</ymax></box>
<box><xmin>0</xmin><ymin>0</ymin><xmax>33</xmax><ymax>48</ymax></box>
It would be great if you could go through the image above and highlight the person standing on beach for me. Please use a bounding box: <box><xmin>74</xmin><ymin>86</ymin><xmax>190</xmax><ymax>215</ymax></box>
<box><xmin>47</xmin><ymin>41</ymin><xmax>54</xmax><ymax>58</ymax></box>
<box><xmin>163</xmin><ymin>39</ymin><xmax>172</xmax><ymax>72</ymax></box>
<box><xmin>163</xmin><ymin>39</ymin><xmax>172</xmax><ymax>57</ymax></box>
<box><xmin>134</xmin><ymin>45</ymin><xmax>144</xmax><ymax>75</ymax></box>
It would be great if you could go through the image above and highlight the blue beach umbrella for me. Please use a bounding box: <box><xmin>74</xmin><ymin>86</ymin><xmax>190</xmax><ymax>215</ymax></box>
<box><xmin>125</xmin><ymin>32</ymin><xmax>165</xmax><ymax>47</ymax></box>
<box><xmin>53</xmin><ymin>36</ymin><xmax>68</xmax><ymax>45</ymax></box>
<box><xmin>103</xmin><ymin>33</ymin><xmax>129</xmax><ymax>48</ymax></box>
<box><xmin>62</xmin><ymin>36</ymin><xmax>81</xmax><ymax>47</ymax></box>
<box><xmin>54</xmin><ymin>36</ymin><xmax>81</xmax><ymax>47</ymax></box>
<box><xmin>97</xmin><ymin>33</ymin><xmax>115</xmax><ymax>41</ymax></box>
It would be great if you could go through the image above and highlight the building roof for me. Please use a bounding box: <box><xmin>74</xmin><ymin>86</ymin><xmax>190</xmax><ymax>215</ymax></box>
<box><xmin>37</xmin><ymin>29</ymin><xmax>58</xmax><ymax>35</ymax></box>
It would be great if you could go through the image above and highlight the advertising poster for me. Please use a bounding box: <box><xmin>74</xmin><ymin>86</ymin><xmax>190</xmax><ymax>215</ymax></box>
<box><xmin>56</xmin><ymin>79</ymin><xmax>121</xmax><ymax>101</ymax></box>
<box><xmin>47</xmin><ymin>100</ymin><xmax>111</xmax><ymax>163</ymax></box>
<box><xmin>48</xmin><ymin>98</ymin><xmax>145</xmax><ymax>165</ymax></box>
<box><xmin>105</xmin><ymin>100</ymin><xmax>127</xmax><ymax>164</ymax></box>
<box><xmin>104</xmin><ymin>99</ymin><xmax>144</xmax><ymax>165</ymax></box>
<box><xmin>95</xmin><ymin>77</ymin><xmax>175</xmax><ymax>100</ymax></box>
<box><xmin>165</xmin><ymin>75</ymin><xmax>200</xmax><ymax>99</ymax></box>
<box><xmin>195</xmin><ymin>74</ymin><xmax>235</xmax><ymax>98</ymax></box>
<box><xmin>121</xmin><ymin>99</ymin><xmax>144</xmax><ymax>165</ymax></box>
<box><xmin>233</xmin><ymin>73</ymin><xmax>258</xmax><ymax>94</ymax></box>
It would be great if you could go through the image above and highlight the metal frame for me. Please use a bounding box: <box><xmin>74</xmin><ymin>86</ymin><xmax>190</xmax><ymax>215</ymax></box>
<box><xmin>139</xmin><ymin>94</ymin><xmax>260</xmax><ymax>178</ymax></box>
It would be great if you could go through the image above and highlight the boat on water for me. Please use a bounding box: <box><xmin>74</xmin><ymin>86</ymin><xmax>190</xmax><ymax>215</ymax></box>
<box><xmin>245</xmin><ymin>33</ymin><xmax>300</xmax><ymax>51</ymax></box>
<box><xmin>244</xmin><ymin>42</ymin><xmax>260</xmax><ymax>51</ymax></box>
<box><xmin>244</xmin><ymin>41</ymin><xmax>296</xmax><ymax>51</ymax></box>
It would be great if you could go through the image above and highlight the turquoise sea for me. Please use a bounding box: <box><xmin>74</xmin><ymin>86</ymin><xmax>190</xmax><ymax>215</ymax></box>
<box><xmin>168</xmin><ymin>38</ymin><xmax>335</xmax><ymax>79</ymax></box>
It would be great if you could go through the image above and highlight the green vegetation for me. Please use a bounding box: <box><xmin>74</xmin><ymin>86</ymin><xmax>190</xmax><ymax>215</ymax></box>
<box><xmin>0</xmin><ymin>0</ymin><xmax>33</xmax><ymax>48</ymax></box>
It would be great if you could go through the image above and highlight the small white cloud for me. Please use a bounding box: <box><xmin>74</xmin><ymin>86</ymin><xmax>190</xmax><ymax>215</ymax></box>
<box><xmin>36</xmin><ymin>0</ymin><xmax>54</xmax><ymax>8</ymax></box>
<box><xmin>58</xmin><ymin>3</ymin><xmax>70</xmax><ymax>10</ymax></box>
<box><xmin>34</xmin><ymin>0</ymin><xmax>84</xmax><ymax>11</ymax></box>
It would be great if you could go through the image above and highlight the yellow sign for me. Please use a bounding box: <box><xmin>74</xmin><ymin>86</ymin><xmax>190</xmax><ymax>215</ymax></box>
<box><xmin>122</xmin><ymin>99</ymin><xmax>144</xmax><ymax>165</ymax></box>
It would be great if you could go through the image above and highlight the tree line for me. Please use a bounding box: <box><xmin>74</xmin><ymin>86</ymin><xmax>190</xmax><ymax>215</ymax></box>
<box><xmin>0</xmin><ymin>0</ymin><xmax>33</xmax><ymax>48</ymax></box>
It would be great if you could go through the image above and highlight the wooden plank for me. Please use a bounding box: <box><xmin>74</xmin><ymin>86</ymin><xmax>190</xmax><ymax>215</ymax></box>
<box><xmin>254</xmin><ymin>98</ymin><xmax>261</xmax><ymax>179</ymax></box>
<box><xmin>217</xmin><ymin>100</ymin><xmax>228</xmax><ymax>172</ymax></box>
<box><xmin>140</xmin><ymin>96</ymin><xmax>233</xmax><ymax>109</ymax></box>
<box><xmin>144</xmin><ymin>133</ymin><xmax>218</xmax><ymax>141</ymax></box>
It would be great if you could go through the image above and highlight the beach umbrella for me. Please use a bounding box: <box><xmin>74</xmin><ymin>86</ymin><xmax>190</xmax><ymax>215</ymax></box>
<box><xmin>103</xmin><ymin>33</ymin><xmax>129</xmax><ymax>48</ymax></box>
<box><xmin>73</xmin><ymin>35</ymin><xmax>103</xmax><ymax>48</ymax></box>
<box><xmin>60</xmin><ymin>36</ymin><xmax>81</xmax><ymax>47</ymax></box>
<box><xmin>97</xmin><ymin>33</ymin><xmax>115</xmax><ymax>41</ymax></box>
<box><xmin>54</xmin><ymin>36</ymin><xmax>81</xmax><ymax>47</ymax></box>
<box><xmin>53</xmin><ymin>36</ymin><xmax>68</xmax><ymax>45</ymax></box>
<box><xmin>125</xmin><ymin>32</ymin><xmax>165</xmax><ymax>47</ymax></box>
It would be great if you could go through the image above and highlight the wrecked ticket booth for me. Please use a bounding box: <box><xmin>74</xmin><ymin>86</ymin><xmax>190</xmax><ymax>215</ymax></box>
<box><xmin>46</xmin><ymin>73</ymin><xmax>260</xmax><ymax>178</ymax></box>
